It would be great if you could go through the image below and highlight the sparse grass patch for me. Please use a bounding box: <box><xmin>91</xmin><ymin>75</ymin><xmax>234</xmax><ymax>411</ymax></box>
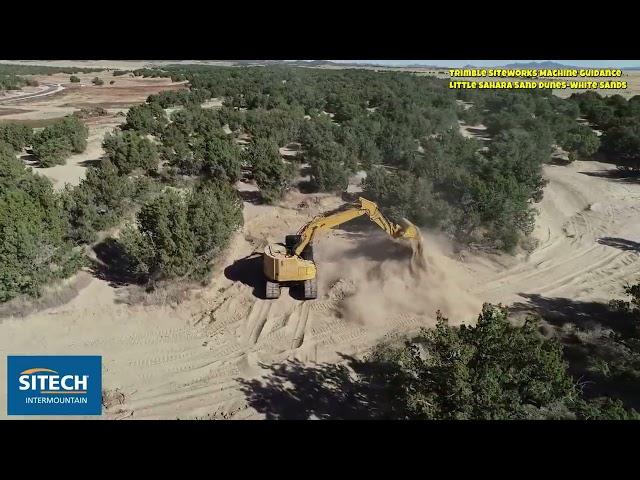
<box><xmin>0</xmin><ymin>272</ymin><xmax>91</xmax><ymax>318</ymax></box>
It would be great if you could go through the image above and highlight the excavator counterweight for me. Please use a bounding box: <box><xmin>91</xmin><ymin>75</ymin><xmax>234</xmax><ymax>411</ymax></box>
<box><xmin>262</xmin><ymin>197</ymin><xmax>418</xmax><ymax>300</ymax></box>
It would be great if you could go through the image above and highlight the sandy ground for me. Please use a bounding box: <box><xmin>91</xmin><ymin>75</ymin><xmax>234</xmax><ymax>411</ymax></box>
<box><xmin>468</xmin><ymin>159</ymin><xmax>640</xmax><ymax>304</ymax></box>
<box><xmin>1</xmin><ymin>72</ymin><xmax>640</xmax><ymax>419</ymax></box>
<box><xmin>0</xmin><ymin>72</ymin><xmax>187</xmax><ymax>122</ymax></box>
<box><xmin>24</xmin><ymin>117</ymin><xmax>124</xmax><ymax>189</ymax></box>
<box><xmin>2</xmin><ymin>154</ymin><xmax>639</xmax><ymax>419</ymax></box>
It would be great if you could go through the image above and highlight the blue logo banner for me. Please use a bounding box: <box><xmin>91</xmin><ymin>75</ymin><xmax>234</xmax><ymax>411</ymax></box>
<box><xmin>7</xmin><ymin>355</ymin><xmax>102</xmax><ymax>416</ymax></box>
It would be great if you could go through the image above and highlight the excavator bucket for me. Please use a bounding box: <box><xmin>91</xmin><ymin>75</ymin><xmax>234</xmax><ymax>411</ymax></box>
<box><xmin>398</xmin><ymin>218</ymin><xmax>419</xmax><ymax>239</ymax></box>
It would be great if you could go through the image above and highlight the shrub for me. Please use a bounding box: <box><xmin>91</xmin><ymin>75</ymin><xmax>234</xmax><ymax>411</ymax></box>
<box><xmin>124</xmin><ymin>102</ymin><xmax>167</xmax><ymax>135</ymax></box>
<box><xmin>62</xmin><ymin>159</ymin><xmax>133</xmax><ymax>244</ymax></box>
<box><xmin>120</xmin><ymin>182</ymin><xmax>242</xmax><ymax>282</ymax></box>
<box><xmin>32</xmin><ymin>116</ymin><xmax>88</xmax><ymax>166</ymax></box>
<box><xmin>0</xmin><ymin>146</ymin><xmax>81</xmax><ymax>301</ymax></box>
<box><xmin>103</xmin><ymin>130</ymin><xmax>159</xmax><ymax>175</ymax></box>
<box><xmin>367</xmin><ymin>304</ymin><xmax>577</xmax><ymax>419</ymax></box>
<box><xmin>0</xmin><ymin>123</ymin><xmax>33</xmax><ymax>151</ymax></box>
<box><xmin>243</xmin><ymin>138</ymin><xmax>293</xmax><ymax>203</ymax></box>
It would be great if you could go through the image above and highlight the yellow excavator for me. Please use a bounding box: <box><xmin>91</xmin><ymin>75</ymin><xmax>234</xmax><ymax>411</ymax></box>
<box><xmin>262</xmin><ymin>197</ymin><xmax>418</xmax><ymax>299</ymax></box>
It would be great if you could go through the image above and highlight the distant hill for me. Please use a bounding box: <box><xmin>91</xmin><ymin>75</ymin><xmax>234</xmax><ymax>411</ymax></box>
<box><xmin>226</xmin><ymin>60</ymin><xmax>640</xmax><ymax>70</ymax></box>
<box><xmin>502</xmin><ymin>61</ymin><xmax>640</xmax><ymax>71</ymax></box>
<box><xmin>501</xmin><ymin>61</ymin><xmax>581</xmax><ymax>70</ymax></box>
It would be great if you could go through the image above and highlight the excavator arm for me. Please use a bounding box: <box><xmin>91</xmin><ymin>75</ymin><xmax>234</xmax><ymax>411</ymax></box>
<box><xmin>292</xmin><ymin>197</ymin><xmax>417</xmax><ymax>257</ymax></box>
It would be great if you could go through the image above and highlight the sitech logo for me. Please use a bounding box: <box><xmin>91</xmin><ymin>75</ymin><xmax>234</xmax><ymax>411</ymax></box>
<box><xmin>18</xmin><ymin>368</ymin><xmax>89</xmax><ymax>394</ymax></box>
<box><xmin>7</xmin><ymin>356</ymin><xmax>102</xmax><ymax>416</ymax></box>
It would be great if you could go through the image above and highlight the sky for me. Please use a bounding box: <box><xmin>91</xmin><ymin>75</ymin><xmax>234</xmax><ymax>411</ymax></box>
<box><xmin>330</xmin><ymin>60</ymin><xmax>640</xmax><ymax>68</ymax></box>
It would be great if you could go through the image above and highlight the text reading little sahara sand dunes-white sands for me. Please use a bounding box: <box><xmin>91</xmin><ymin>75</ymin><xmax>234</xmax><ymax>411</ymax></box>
<box><xmin>448</xmin><ymin>69</ymin><xmax>627</xmax><ymax>90</ymax></box>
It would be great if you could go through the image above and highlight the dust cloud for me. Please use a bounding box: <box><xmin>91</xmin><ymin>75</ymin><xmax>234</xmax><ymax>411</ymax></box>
<box><xmin>314</xmin><ymin>229</ymin><xmax>482</xmax><ymax>329</ymax></box>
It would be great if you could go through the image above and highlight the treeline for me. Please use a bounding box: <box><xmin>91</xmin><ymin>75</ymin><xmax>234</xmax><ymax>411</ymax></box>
<box><xmin>0</xmin><ymin>107</ymin><xmax>241</xmax><ymax>299</ymax></box>
<box><xmin>144</xmin><ymin>66</ymin><xmax>461</xmax><ymax>205</ymax></box>
<box><xmin>0</xmin><ymin>65</ymin><xmax>610</xmax><ymax>297</ymax></box>
<box><xmin>570</xmin><ymin>92</ymin><xmax>640</xmax><ymax>170</ymax></box>
<box><xmin>0</xmin><ymin>64</ymin><xmax>103</xmax><ymax>75</ymax></box>
<box><xmin>414</xmin><ymin>88</ymin><xmax>600</xmax><ymax>249</ymax></box>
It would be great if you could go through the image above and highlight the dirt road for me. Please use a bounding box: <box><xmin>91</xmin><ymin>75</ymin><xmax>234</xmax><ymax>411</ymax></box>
<box><xmin>0</xmin><ymin>83</ymin><xmax>64</xmax><ymax>104</ymax></box>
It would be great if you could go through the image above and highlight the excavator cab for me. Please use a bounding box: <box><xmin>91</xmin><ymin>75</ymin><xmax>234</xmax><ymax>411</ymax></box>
<box><xmin>262</xmin><ymin>197</ymin><xmax>418</xmax><ymax>300</ymax></box>
<box><xmin>262</xmin><ymin>237</ymin><xmax>317</xmax><ymax>300</ymax></box>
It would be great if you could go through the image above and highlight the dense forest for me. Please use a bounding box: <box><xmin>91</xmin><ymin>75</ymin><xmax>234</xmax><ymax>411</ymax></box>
<box><xmin>1</xmin><ymin>65</ymin><xmax>639</xmax><ymax>418</ymax></box>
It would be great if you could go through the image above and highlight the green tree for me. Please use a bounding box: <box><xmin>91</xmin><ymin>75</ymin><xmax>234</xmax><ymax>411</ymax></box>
<box><xmin>32</xmin><ymin>116</ymin><xmax>88</xmax><ymax>166</ymax></box>
<box><xmin>92</xmin><ymin>77</ymin><xmax>104</xmax><ymax>86</ymax></box>
<box><xmin>363</xmin><ymin>168</ymin><xmax>451</xmax><ymax>228</ymax></box>
<box><xmin>601</xmin><ymin>123</ymin><xmax>640</xmax><ymax>170</ymax></box>
<box><xmin>0</xmin><ymin>123</ymin><xmax>33</xmax><ymax>151</ymax></box>
<box><xmin>121</xmin><ymin>190</ymin><xmax>195</xmax><ymax>281</ymax></box>
<box><xmin>306</xmin><ymin>142</ymin><xmax>354</xmax><ymax>192</ymax></box>
<box><xmin>187</xmin><ymin>181</ymin><xmax>244</xmax><ymax>264</ymax></box>
<box><xmin>367</xmin><ymin>304</ymin><xmax>577</xmax><ymax>419</ymax></box>
<box><xmin>32</xmin><ymin>136</ymin><xmax>73</xmax><ymax>167</ymax></box>
<box><xmin>103</xmin><ymin>130</ymin><xmax>159</xmax><ymax>175</ymax></box>
<box><xmin>62</xmin><ymin>159</ymin><xmax>133</xmax><ymax>244</ymax></box>
<box><xmin>198</xmin><ymin>135</ymin><xmax>242</xmax><ymax>182</ymax></box>
<box><xmin>243</xmin><ymin>138</ymin><xmax>293</xmax><ymax>203</ymax></box>
<box><xmin>168</xmin><ymin>132</ymin><xmax>241</xmax><ymax>182</ymax></box>
<box><xmin>0</xmin><ymin>146</ymin><xmax>81</xmax><ymax>301</ymax></box>
<box><xmin>557</xmin><ymin>124</ymin><xmax>600</xmax><ymax>161</ymax></box>
<box><xmin>124</xmin><ymin>103</ymin><xmax>168</xmax><ymax>135</ymax></box>
<box><xmin>70</xmin><ymin>75</ymin><xmax>80</xmax><ymax>83</ymax></box>
<box><xmin>120</xmin><ymin>182</ymin><xmax>242</xmax><ymax>282</ymax></box>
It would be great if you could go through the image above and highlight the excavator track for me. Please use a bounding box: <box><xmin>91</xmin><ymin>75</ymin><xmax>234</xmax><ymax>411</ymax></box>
<box><xmin>265</xmin><ymin>280</ymin><xmax>281</xmax><ymax>299</ymax></box>
<box><xmin>303</xmin><ymin>278</ymin><xmax>318</xmax><ymax>300</ymax></box>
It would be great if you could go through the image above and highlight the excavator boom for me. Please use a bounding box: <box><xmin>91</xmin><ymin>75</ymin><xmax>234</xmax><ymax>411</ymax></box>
<box><xmin>292</xmin><ymin>197</ymin><xmax>417</xmax><ymax>256</ymax></box>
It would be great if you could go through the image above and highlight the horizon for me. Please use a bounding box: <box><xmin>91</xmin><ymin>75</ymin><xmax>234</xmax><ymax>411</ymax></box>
<box><xmin>328</xmin><ymin>60</ymin><xmax>640</xmax><ymax>68</ymax></box>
